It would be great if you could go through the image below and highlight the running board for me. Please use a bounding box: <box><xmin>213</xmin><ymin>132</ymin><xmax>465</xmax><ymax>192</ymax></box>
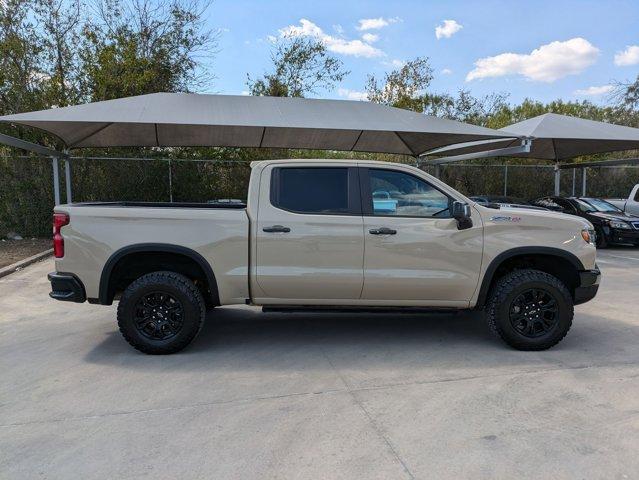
<box><xmin>261</xmin><ymin>306</ymin><xmax>462</xmax><ymax>314</ymax></box>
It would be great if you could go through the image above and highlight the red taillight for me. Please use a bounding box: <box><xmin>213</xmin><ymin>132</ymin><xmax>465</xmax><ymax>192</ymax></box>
<box><xmin>53</xmin><ymin>212</ymin><xmax>70</xmax><ymax>258</ymax></box>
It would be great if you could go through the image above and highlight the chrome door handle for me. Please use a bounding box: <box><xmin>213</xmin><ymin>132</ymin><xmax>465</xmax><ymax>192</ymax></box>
<box><xmin>369</xmin><ymin>227</ymin><xmax>397</xmax><ymax>235</ymax></box>
<box><xmin>263</xmin><ymin>225</ymin><xmax>291</xmax><ymax>233</ymax></box>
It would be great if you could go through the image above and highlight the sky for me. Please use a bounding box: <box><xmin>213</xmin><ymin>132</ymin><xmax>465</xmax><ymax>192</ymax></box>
<box><xmin>205</xmin><ymin>0</ymin><xmax>639</xmax><ymax>105</ymax></box>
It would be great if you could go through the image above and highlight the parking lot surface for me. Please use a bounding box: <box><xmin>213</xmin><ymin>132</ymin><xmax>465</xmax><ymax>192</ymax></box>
<box><xmin>2</xmin><ymin>249</ymin><xmax>639</xmax><ymax>479</ymax></box>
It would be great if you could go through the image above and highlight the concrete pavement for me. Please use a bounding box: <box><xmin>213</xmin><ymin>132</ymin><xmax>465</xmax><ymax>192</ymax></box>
<box><xmin>1</xmin><ymin>250</ymin><xmax>639</xmax><ymax>479</ymax></box>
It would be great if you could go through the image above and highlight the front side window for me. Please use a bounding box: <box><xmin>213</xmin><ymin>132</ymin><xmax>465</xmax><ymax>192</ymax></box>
<box><xmin>271</xmin><ymin>167</ymin><xmax>352</xmax><ymax>214</ymax></box>
<box><xmin>368</xmin><ymin>169</ymin><xmax>451</xmax><ymax>217</ymax></box>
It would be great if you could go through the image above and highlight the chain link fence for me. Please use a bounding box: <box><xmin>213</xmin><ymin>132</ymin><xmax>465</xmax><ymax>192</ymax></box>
<box><xmin>2</xmin><ymin>156</ymin><xmax>638</xmax><ymax>237</ymax></box>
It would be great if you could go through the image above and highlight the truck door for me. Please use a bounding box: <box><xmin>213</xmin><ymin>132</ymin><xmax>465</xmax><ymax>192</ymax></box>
<box><xmin>359</xmin><ymin>166</ymin><xmax>483</xmax><ymax>306</ymax></box>
<box><xmin>254</xmin><ymin>165</ymin><xmax>364</xmax><ymax>301</ymax></box>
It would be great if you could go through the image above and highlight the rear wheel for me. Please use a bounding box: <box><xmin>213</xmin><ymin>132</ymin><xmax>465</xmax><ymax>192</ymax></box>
<box><xmin>117</xmin><ymin>271</ymin><xmax>205</xmax><ymax>354</ymax></box>
<box><xmin>486</xmin><ymin>269</ymin><xmax>573</xmax><ymax>351</ymax></box>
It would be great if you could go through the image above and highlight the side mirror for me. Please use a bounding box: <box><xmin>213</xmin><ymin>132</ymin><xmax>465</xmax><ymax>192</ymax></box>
<box><xmin>452</xmin><ymin>201</ymin><xmax>473</xmax><ymax>230</ymax></box>
<box><xmin>452</xmin><ymin>201</ymin><xmax>471</xmax><ymax>219</ymax></box>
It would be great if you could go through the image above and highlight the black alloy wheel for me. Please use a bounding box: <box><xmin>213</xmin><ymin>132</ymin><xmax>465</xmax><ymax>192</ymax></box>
<box><xmin>509</xmin><ymin>288</ymin><xmax>559</xmax><ymax>338</ymax></box>
<box><xmin>134</xmin><ymin>291</ymin><xmax>185</xmax><ymax>341</ymax></box>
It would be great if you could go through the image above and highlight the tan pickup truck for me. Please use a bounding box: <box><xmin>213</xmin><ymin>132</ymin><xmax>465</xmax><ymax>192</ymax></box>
<box><xmin>49</xmin><ymin>159</ymin><xmax>600</xmax><ymax>354</ymax></box>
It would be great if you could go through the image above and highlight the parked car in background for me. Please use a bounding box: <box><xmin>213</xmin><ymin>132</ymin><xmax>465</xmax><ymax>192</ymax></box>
<box><xmin>469</xmin><ymin>195</ymin><xmax>548</xmax><ymax>211</ymax></box>
<box><xmin>606</xmin><ymin>184</ymin><xmax>639</xmax><ymax>216</ymax></box>
<box><xmin>532</xmin><ymin>196</ymin><xmax>639</xmax><ymax>248</ymax></box>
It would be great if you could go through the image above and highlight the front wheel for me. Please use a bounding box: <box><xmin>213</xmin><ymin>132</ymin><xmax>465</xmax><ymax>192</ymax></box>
<box><xmin>117</xmin><ymin>271</ymin><xmax>205</xmax><ymax>354</ymax></box>
<box><xmin>595</xmin><ymin>227</ymin><xmax>608</xmax><ymax>248</ymax></box>
<box><xmin>486</xmin><ymin>269</ymin><xmax>573</xmax><ymax>351</ymax></box>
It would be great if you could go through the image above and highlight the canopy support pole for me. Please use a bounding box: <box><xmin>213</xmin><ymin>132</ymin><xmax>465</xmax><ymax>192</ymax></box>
<box><xmin>554</xmin><ymin>163</ymin><xmax>560</xmax><ymax>196</ymax></box>
<box><xmin>64</xmin><ymin>158</ymin><xmax>72</xmax><ymax>203</ymax></box>
<box><xmin>504</xmin><ymin>165</ymin><xmax>508</xmax><ymax>196</ymax></box>
<box><xmin>52</xmin><ymin>157</ymin><xmax>61</xmax><ymax>205</ymax></box>
<box><xmin>582</xmin><ymin>167</ymin><xmax>587</xmax><ymax>196</ymax></box>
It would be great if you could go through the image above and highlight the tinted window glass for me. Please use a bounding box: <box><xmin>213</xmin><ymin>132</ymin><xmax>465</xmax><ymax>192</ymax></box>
<box><xmin>582</xmin><ymin>198</ymin><xmax>623</xmax><ymax>213</ymax></box>
<box><xmin>369</xmin><ymin>169</ymin><xmax>450</xmax><ymax>217</ymax></box>
<box><xmin>272</xmin><ymin>167</ymin><xmax>350</xmax><ymax>214</ymax></box>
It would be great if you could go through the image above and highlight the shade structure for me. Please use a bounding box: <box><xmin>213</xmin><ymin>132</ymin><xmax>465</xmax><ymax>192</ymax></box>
<box><xmin>0</xmin><ymin>92</ymin><xmax>515</xmax><ymax>155</ymax></box>
<box><xmin>427</xmin><ymin>113</ymin><xmax>639</xmax><ymax>161</ymax></box>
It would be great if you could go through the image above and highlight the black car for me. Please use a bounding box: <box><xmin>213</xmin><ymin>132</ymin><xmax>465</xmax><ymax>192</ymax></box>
<box><xmin>532</xmin><ymin>196</ymin><xmax>639</xmax><ymax>247</ymax></box>
<box><xmin>469</xmin><ymin>195</ymin><xmax>548</xmax><ymax>211</ymax></box>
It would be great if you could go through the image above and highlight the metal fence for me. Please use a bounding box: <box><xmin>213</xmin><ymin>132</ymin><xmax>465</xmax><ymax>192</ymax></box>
<box><xmin>2</xmin><ymin>156</ymin><xmax>639</xmax><ymax>237</ymax></box>
<box><xmin>422</xmin><ymin>163</ymin><xmax>639</xmax><ymax>199</ymax></box>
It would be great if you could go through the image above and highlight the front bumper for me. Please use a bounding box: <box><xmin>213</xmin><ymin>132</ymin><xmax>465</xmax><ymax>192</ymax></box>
<box><xmin>48</xmin><ymin>272</ymin><xmax>86</xmax><ymax>303</ymax></box>
<box><xmin>574</xmin><ymin>267</ymin><xmax>601</xmax><ymax>305</ymax></box>
<box><xmin>608</xmin><ymin>227</ymin><xmax>639</xmax><ymax>244</ymax></box>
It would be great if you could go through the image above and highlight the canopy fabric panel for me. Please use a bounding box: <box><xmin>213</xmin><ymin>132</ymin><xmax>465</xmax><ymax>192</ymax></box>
<box><xmin>0</xmin><ymin>92</ymin><xmax>514</xmax><ymax>155</ymax></box>
<box><xmin>426</xmin><ymin>113</ymin><xmax>639</xmax><ymax>161</ymax></box>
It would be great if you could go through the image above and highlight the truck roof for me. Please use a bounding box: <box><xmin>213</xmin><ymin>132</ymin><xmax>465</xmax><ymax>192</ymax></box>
<box><xmin>249</xmin><ymin>158</ymin><xmax>414</xmax><ymax>168</ymax></box>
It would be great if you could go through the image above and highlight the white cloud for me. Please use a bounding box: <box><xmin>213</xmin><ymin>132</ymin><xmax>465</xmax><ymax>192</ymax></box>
<box><xmin>574</xmin><ymin>85</ymin><xmax>613</xmax><ymax>96</ymax></box>
<box><xmin>614</xmin><ymin>45</ymin><xmax>639</xmax><ymax>66</ymax></box>
<box><xmin>241</xmin><ymin>91</ymin><xmax>250</xmax><ymax>96</ymax></box>
<box><xmin>338</xmin><ymin>88</ymin><xmax>368</xmax><ymax>101</ymax></box>
<box><xmin>381</xmin><ymin>59</ymin><xmax>405</xmax><ymax>68</ymax></box>
<box><xmin>356</xmin><ymin>17</ymin><xmax>400</xmax><ymax>31</ymax></box>
<box><xmin>362</xmin><ymin>33</ymin><xmax>379</xmax><ymax>43</ymax></box>
<box><xmin>435</xmin><ymin>20</ymin><xmax>462</xmax><ymax>40</ymax></box>
<box><xmin>279</xmin><ymin>19</ymin><xmax>384</xmax><ymax>58</ymax></box>
<box><xmin>333</xmin><ymin>24</ymin><xmax>344</xmax><ymax>35</ymax></box>
<box><xmin>441</xmin><ymin>68</ymin><xmax>453</xmax><ymax>75</ymax></box>
<box><xmin>466</xmin><ymin>37</ymin><xmax>599</xmax><ymax>83</ymax></box>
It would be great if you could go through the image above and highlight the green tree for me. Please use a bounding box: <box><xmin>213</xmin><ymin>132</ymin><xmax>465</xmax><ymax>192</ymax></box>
<box><xmin>35</xmin><ymin>0</ymin><xmax>84</xmax><ymax>107</ymax></box>
<box><xmin>0</xmin><ymin>0</ymin><xmax>46</xmax><ymax>116</ymax></box>
<box><xmin>365</xmin><ymin>57</ymin><xmax>433</xmax><ymax>112</ymax></box>
<box><xmin>81</xmin><ymin>0</ymin><xmax>217</xmax><ymax>101</ymax></box>
<box><xmin>248</xmin><ymin>35</ymin><xmax>349</xmax><ymax>97</ymax></box>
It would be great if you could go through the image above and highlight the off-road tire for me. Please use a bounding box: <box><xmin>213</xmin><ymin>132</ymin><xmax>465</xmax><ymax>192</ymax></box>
<box><xmin>486</xmin><ymin>269</ymin><xmax>573</xmax><ymax>351</ymax></box>
<box><xmin>117</xmin><ymin>271</ymin><xmax>205</xmax><ymax>354</ymax></box>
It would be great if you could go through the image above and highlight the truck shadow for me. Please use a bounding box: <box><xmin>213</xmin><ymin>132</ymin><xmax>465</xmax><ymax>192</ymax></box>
<box><xmin>84</xmin><ymin>305</ymin><xmax>639</xmax><ymax>372</ymax></box>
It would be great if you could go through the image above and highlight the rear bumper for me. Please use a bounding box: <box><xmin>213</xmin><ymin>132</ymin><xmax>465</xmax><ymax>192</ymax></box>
<box><xmin>574</xmin><ymin>267</ymin><xmax>601</xmax><ymax>305</ymax></box>
<box><xmin>48</xmin><ymin>272</ymin><xmax>86</xmax><ymax>303</ymax></box>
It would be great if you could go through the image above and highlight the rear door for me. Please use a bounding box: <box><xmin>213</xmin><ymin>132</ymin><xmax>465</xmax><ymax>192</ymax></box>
<box><xmin>360</xmin><ymin>166</ymin><xmax>483</xmax><ymax>306</ymax></box>
<box><xmin>254</xmin><ymin>164</ymin><xmax>364</xmax><ymax>302</ymax></box>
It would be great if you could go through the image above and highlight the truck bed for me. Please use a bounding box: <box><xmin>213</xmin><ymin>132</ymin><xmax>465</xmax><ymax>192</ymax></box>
<box><xmin>69</xmin><ymin>201</ymin><xmax>247</xmax><ymax>209</ymax></box>
<box><xmin>54</xmin><ymin>202</ymin><xmax>250</xmax><ymax>305</ymax></box>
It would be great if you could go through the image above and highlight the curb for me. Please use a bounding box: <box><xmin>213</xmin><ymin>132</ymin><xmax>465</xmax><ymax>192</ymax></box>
<box><xmin>0</xmin><ymin>249</ymin><xmax>54</xmax><ymax>279</ymax></box>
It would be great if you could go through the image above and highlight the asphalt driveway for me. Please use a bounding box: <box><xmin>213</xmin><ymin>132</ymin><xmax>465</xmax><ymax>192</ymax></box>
<box><xmin>1</xmin><ymin>249</ymin><xmax>639</xmax><ymax>479</ymax></box>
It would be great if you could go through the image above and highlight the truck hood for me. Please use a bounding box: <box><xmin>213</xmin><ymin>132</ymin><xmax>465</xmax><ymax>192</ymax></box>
<box><xmin>476</xmin><ymin>204</ymin><xmax>593</xmax><ymax>229</ymax></box>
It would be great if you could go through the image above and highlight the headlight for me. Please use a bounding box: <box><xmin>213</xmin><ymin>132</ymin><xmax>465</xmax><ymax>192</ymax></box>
<box><xmin>609</xmin><ymin>220</ymin><xmax>631</xmax><ymax>230</ymax></box>
<box><xmin>581</xmin><ymin>228</ymin><xmax>596</xmax><ymax>245</ymax></box>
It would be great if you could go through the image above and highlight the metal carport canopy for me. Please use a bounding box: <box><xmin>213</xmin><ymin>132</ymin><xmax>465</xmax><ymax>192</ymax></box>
<box><xmin>424</xmin><ymin>113</ymin><xmax>639</xmax><ymax>161</ymax></box>
<box><xmin>0</xmin><ymin>92</ymin><xmax>516</xmax><ymax>155</ymax></box>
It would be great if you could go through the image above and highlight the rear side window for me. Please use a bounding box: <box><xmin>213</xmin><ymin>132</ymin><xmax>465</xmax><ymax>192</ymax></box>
<box><xmin>270</xmin><ymin>167</ymin><xmax>357</xmax><ymax>215</ymax></box>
